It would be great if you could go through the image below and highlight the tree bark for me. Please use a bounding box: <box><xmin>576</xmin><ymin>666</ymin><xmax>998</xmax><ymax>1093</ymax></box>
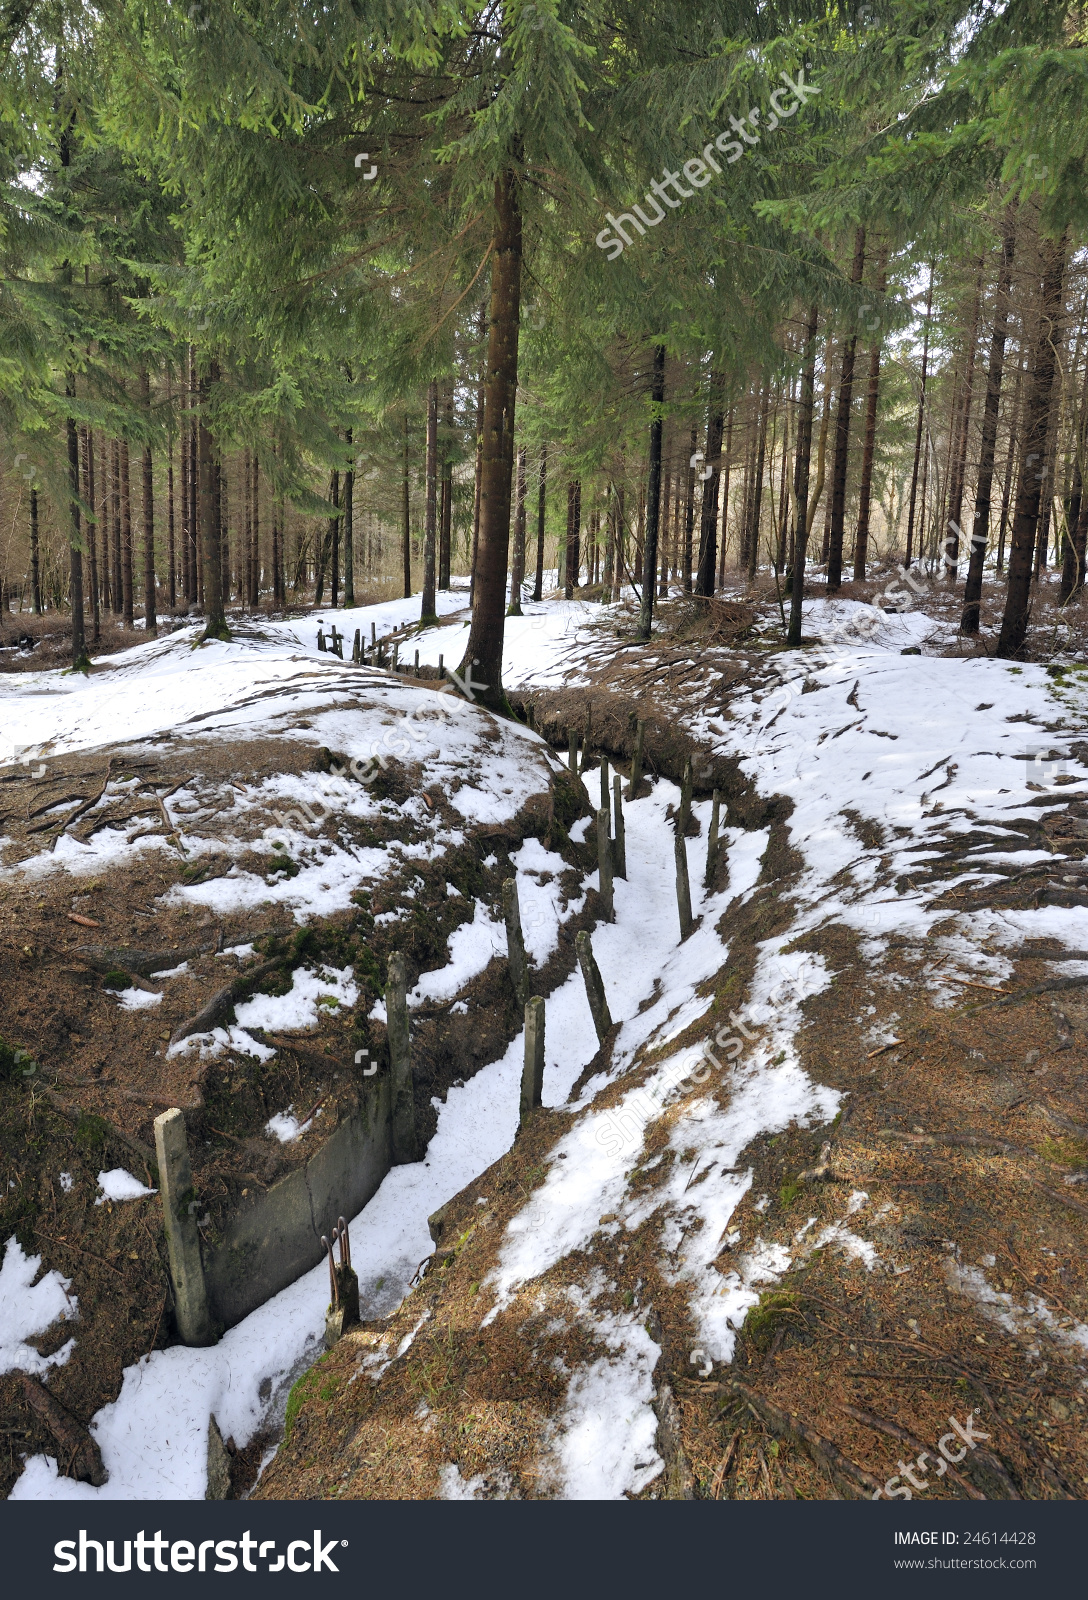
<box><xmin>695</xmin><ymin>369</ymin><xmax>724</xmax><ymax>596</ymax></box>
<box><xmin>251</xmin><ymin>452</ymin><xmax>261</xmax><ymax>607</ymax></box>
<box><xmin>638</xmin><ymin>343</ymin><xmax>666</xmax><ymax>636</ymax></box>
<box><xmin>120</xmin><ymin>437</ymin><xmax>133</xmax><ymax>627</ymax></box>
<box><xmin>997</xmin><ymin>231</ymin><xmax>1067</xmax><ymax>658</ymax></box>
<box><xmin>29</xmin><ymin>487</ymin><xmax>41</xmax><ymax>614</ymax></box>
<box><xmin>533</xmin><ymin>443</ymin><xmax>546</xmax><ymax>601</ymax></box>
<box><xmin>564</xmin><ymin>479</ymin><xmax>581</xmax><ymax>597</ymax></box>
<box><xmin>962</xmin><ymin>210</ymin><xmax>1016</xmax><ymax>633</ymax></box>
<box><xmin>343</xmin><ymin>430</ymin><xmax>355</xmax><ymax>607</ymax></box>
<box><xmin>944</xmin><ymin>258</ymin><xmax>985</xmax><ymax>580</ymax></box>
<box><xmin>81</xmin><ymin>425</ymin><xmax>100</xmax><ymax>642</ymax></box>
<box><xmin>683</xmin><ymin>424</ymin><xmax>697</xmax><ymax>592</ymax></box>
<box><xmin>139</xmin><ymin>371</ymin><xmax>156</xmax><ymax>637</ymax></box>
<box><xmin>65</xmin><ymin>383</ymin><xmax>88</xmax><ymax>667</ymax></box>
<box><xmin>459</xmin><ymin>166</ymin><xmax>521</xmax><ymax>707</ymax></box>
<box><xmin>904</xmin><ymin>274</ymin><xmax>933</xmax><ymax>568</ymax></box>
<box><xmin>852</xmin><ymin>250</ymin><xmax>888</xmax><ymax>580</ymax></box>
<box><xmin>197</xmin><ymin>363</ymin><xmax>228</xmax><ymax>639</ymax></box>
<box><xmin>717</xmin><ymin>410</ymin><xmax>734</xmax><ymax>589</ymax></box>
<box><xmin>509</xmin><ymin>446</ymin><xmax>527</xmax><ymax>614</ymax></box>
<box><xmin>422</xmin><ymin>379</ymin><xmax>438</xmax><ymax>620</ymax></box>
<box><xmin>827</xmin><ymin>227</ymin><xmax>866</xmax><ymax>590</ymax></box>
<box><xmin>167</xmin><ymin>440</ymin><xmax>176</xmax><ymax>611</ymax></box>
<box><xmin>746</xmin><ymin>381</ymin><xmax>769</xmax><ymax>584</ymax></box>
<box><xmin>439</xmin><ymin>390</ymin><xmax>452</xmax><ymax>590</ymax></box>
<box><xmin>788</xmin><ymin>304</ymin><xmax>820</xmax><ymax>646</ymax></box>
<box><xmin>402</xmin><ymin>414</ymin><xmax>412</xmax><ymax>598</ymax></box>
<box><xmin>111</xmin><ymin>438</ymin><xmax>122</xmax><ymax>613</ymax></box>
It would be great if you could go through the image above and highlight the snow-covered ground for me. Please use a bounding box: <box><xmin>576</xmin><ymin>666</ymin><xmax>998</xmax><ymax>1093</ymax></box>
<box><xmin>5</xmin><ymin>582</ymin><xmax>1088</xmax><ymax>1500</ymax></box>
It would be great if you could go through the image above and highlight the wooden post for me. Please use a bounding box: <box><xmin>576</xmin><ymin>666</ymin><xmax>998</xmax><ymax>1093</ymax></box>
<box><xmin>627</xmin><ymin>718</ymin><xmax>645</xmax><ymax>800</ymax></box>
<box><xmin>153</xmin><ymin>1108</ymin><xmax>213</xmax><ymax>1346</ymax></box>
<box><xmin>576</xmin><ymin>930</ymin><xmax>613</xmax><ymax>1043</ymax></box>
<box><xmin>612</xmin><ymin>773</ymin><xmax>627</xmax><ymax>879</ymax></box>
<box><xmin>679</xmin><ymin>755</ymin><xmax>693</xmax><ymax>835</ymax></box>
<box><xmin>503</xmin><ymin>878</ymin><xmax>529</xmax><ymax>1009</ymax></box>
<box><xmin>705</xmin><ymin>789</ymin><xmax>721</xmax><ymax>887</ymax></box>
<box><xmin>568</xmin><ymin>727</ymin><xmax>578</xmax><ymax>775</ymax></box>
<box><xmin>597</xmin><ymin>808</ymin><xmax>614</xmax><ymax>922</ymax></box>
<box><xmin>386</xmin><ymin>952</ymin><xmax>417</xmax><ymax>1162</ymax></box>
<box><xmin>414</xmin><ymin>648</ymin><xmax>419</xmax><ymax>674</ymax></box>
<box><xmin>674</xmin><ymin>829</ymin><xmax>694</xmax><ymax>940</ymax></box>
<box><xmin>519</xmin><ymin>996</ymin><xmax>546</xmax><ymax>1127</ymax></box>
<box><xmin>599</xmin><ymin>758</ymin><xmax>609</xmax><ymax>824</ymax></box>
<box><xmin>392</xmin><ymin>642</ymin><xmax>399</xmax><ymax>672</ymax></box>
<box><xmin>352</xmin><ymin>627</ymin><xmax>361</xmax><ymax>664</ymax></box>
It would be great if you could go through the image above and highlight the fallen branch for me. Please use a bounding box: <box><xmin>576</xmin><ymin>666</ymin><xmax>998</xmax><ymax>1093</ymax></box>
<box><xmin>1029</xmin><ymin>1179</ymin><xmax>1088</xmax><ymax>1222</ymax></box>
<box><xmin>18</xmin><ymin>1375</ymin><xmax>107</xmax><ymax>1486</ymax></box>
<box><xmin>840</xmin><ymin>1403</ymin><xmax>986</xmax><ymax>1500</ymax></box>
<box><xmin>167</xmin><ymin>955</ymin><xmax>288</xmax><ymax>1049</ymax></box>
<box><xmin>716</xmin><ymin>1378</ymin><xmax>881</xmax><ymax>1499</ymax></box>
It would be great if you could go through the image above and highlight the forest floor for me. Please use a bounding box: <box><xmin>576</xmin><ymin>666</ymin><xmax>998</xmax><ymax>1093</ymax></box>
<box><xmin>2</xmin><ymin>563</ymin><xmax>1088</xmax><ymax>1501</ymax></box>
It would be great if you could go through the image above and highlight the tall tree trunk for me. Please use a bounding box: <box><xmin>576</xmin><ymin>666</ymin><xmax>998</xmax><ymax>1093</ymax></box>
<box><xmin>683</xmin><ymin>424</ymin><xmax>697</xmax><ymax>592</ymax></box>
<box><xmin>1060</xmin><ymin>352</ymin><xmax>1088</xmax><ymax>601</ymax></box>
<box><xmin>509</xmin><ymin>447</ymin><xmax>527</xmax><ymax>614</ymax></box>
<box><xmin>167</xmin><ymin>440</ymin><xmax>176</xmax><ymax>611</ymax></box>
<box><xmin>98</xmin><ymin>434</ymin><xmax>111</xmax><ymax>613</ymax></box>
<box><xmin>717</xmin><ymin>410</ymin><xmax>735</xmax><ymax>590</ymax></box>
<box><xmin>422</xmin><ymin>379</ymin><xmax>439</xmax><ymax>620</ymax></box>
<box><xmin>343</xmin><ymin>429</ymin><xmax>355</xmax><ymax>607</ymax></box>
<box><xmin>996</xmin><ymin>351</ymin><xmax>1025</xmax><ymax>573</ymax></box>
<box><xmin>459</xmin><ymin>167</ymin><xmax>522</xmax><ymax>706</ymax></box>
<box><xmin>637</xmin><ymin>344</ymin><xmax>667</xmax><ymax>636</ymax></box>
<box><xmin>533</xmin><ymin>443</ymin><xmax>546</xmax><ymax>601</ymax></box>
<box><xmin>827</xmin><ymin>228</ymin><xmax>866</xmax><ymax>590</ymax></box>
<box><xmin>945</xmin><ymin>258</ymin><xmax>985</xmax><ymax>579</ymax></box>
<box><xmin>82</xmin><ymin>425</ymin><xmax>100</xmax><ymax>642</ymax></box>
<box><xmin>401</xmin><ymin>415</ymin><xmax>412</xmax><ymax>599</ymax></box>
<box><xmin>140</xmin><ymin>371</ymin><xmax>156</xmax><ymax>637</ymax></box>
<box><xmin>242</xmin><ymin>447</ymin><xmax>252</xmax><ymax>607</ymax></box>
<box><xmin>564</xmin><ymin>479</ymin><xmax>581</xmax><ymax>597</ymax></box>
<box><xmin>904</xmin><ymin>275</ymin><xmax>933</xmax><ymax>567</ymax></box>
<box><xmin>30</xmin><ymin>487</ymin><xmax>41</xmax><ymax>614</ymax></box>
<box><xmin>197</xmin><ymin>363</ymin><xmax>228</xmax><ymax>639</ymax></box>
<box><xmin>962</xmin><ymin>211</ymin><xmax>1016</xmax><ymax>633</ymax></box>
<box><xmin>329</xmin><ymin>468</ymin><xmax>340</xmax><ymax>607</ymax></box>
<box><xmin>852</xmin><ymin>251</ymin><xmax>888</xmax><ymax>580</ymax></box>
<box><xmin>997</xmin><ymin>232</ymin><xmax>1067</xmax><ymax>658</ymax></box>
<box><xmin>111</xmin><ymin>438</ymin><xmax>122</xmax><ymax>613</ymax></box>
<box><xmin>120</xmin><ymin>438</ymin><xmax>133</xmax><ymax>627</ymax></box>
<box><xmin>65</xmin><ymin>383</ymin><xmax>88</xmax><ymax>667</ymax></box>
<box><xmin>746</xmin><ymin>382</ymin><xmax>770</xmax><ymax>584</ymax></box>
<box><xmin>439</xmin><ymin>390</ymin><xmax>452</xmax><ymax>590</ymax></box>
<box><xmin>788</xmin><ymin>305</ymin><xmax>820</xmax><ymax>646</ymax></box>
<box><xmin>695</xmin><ymin>368</ymin><xmax>725</xmax><ymax>596</ymax></box>
<box><xmin>251</xmin><ymin>452</ymin><xmax>261</xmax><ymax>607</ymax></box>
<box><xmin>469</xmin><ymin>302</ymin><xmax>487</xmax><ymax>607</ymax></box>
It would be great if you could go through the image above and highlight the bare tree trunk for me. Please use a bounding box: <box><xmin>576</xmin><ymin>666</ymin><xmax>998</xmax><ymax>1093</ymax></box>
<box><xmin>30</xmin><ymin>487</ymin><xmax>41</xmax><ymax>614</ymax></box>
<box><xmin>167</xmin><ymin>440</ymin><xmax>176</xmax><ymax>612</ymax></box>
<box><xmin>695</xmin><ymin>369</ymin><xmax>725</xmax><ymax>595</ymax></box>
<box><xmin>251</xmin><ymin>452</ymin><xmax>261</xmax><ymax>607</ymax></box>
<box><xmin>81</xmin><ymin>425</ymin><xmax>100</xmax><ymax>642</ymax></box>
<box><xmin>1060</xmin><ymin>352</ymin><xmax>1088</xmax><ymax>601</ymax></box>
<box><xmin>469</xmin><ymin>302</ymin><xmax>487</xmax><ymax>607</ymax></box>
<box><xmin>683</xmin><ymin>424</ymin><xmax>697</xmax><ymax>592</ymax></box>
<box><xmin>197</xmin><ymin>362</ymin><xmax>228</xmax><ymax>639</ymax></box>
<box><xmin>422</xmin><ymin>379</ymin><xmax>438</xmax><ymax>620</ymax></box>
<box><xmin>65</xmin><ymin>381</ymin><xmax>88</xmax><ymax>667</ymax></box>
<box><xmin>945</xmin><ymin>258</ymin><xmax>985</xmax><ymax>580</ymax></box>
<box><xmin>508</xmin><ymin>446</ymin><xmax>527</xmax><ymax>614</ymax></box>
<box><xmin>439</xmin><ymin>391</ymin><xmax>452</xmax><ymax>590</ymax></box>
<box><xmin>904</xmin><ymin>274</ymin><xmax>933</xmax><ymax>568</ymax></box>
<box><xmin>746</xmin><ymin>381</ymin><xmax>770</xmax><ymax>584</ymax></box>
<box><xmin>827</xmin><ymin>228</ymin><xmax>866</xmax><ymax>590</ymax></box>
<box><xmin>852</xmin><ymin>249</ymin><xmax>888</xmax><ymax>580</ymax></box>
<box><xmin>140</xmin><ymin>371</ymin><xmax>156</xmax><ymax>637</ymax></box>
<box><xmin>788</xmin><ymin>305</ymin><xmax>820</xmax><ymax>646</ymax></box>
<box><xmin>638</xmin><ymin>344</ymin><xmax>666</xmax><ymax>637</ymax></box>
<box><xmin>98</xmin><ymin>435</ymin><xmax>111</xmax><ymax>613</ymax></box>
<box><xmin>343</xmin><ymin>430</ymin><xmax>354</xmax><ymax>606</ymax></box>
<box><xmin>459</xmin><ymin>166</ymin><xmax>522</xmax><ymax>708</ymax></box>
<box><xmin>111</xmin><ymin>439</ymin><xmax>122</xmax><ymax>613</ymax></box>
<box><xmin>717</xmin><ymin>410</ymin><xmax>734</xmax><ymax>590</ymax></box>
<box><xmin>997</xmin><ymin>231</ymin><xmax>1067</xmax><ymax>658</ymax></box>
<box><xmin>402</xmin><ymin>414</ymin><xmax>412</xmax><ymax>599</ymax></box>
<box><xmin>120</xmin><ymin>437</ymin><xmax>133</xmax><ymax>627</ymax></box>
<box><xmin>962</xmin><ymin>210</ymin><xmax>1016</xmax><ymax>634</ymax></box>
<box><xmin>565</xmin><ymin>479</ymin><xmax>581</xmax><ymax>597</ymax></box>
<box><xmin>533</xmin><ymin>443</ymin><xmax>546</xmax><ymax>601</ymax></box>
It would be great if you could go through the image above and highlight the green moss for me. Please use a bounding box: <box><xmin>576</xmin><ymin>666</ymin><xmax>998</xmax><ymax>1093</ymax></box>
<box><xmin>0</xmin><ymin>1038</ymin><xmax>37</xmax><ymax>1082</ymax></box>
<box><xmin>75</xmin><ymin>1112</ymin><xmax>111</xmax><ymax>1153</ymax></box>
<box><xmin>283</xmin><ymin>1360</ymin><xmax>325</xmax><ymax>1442</ymax></box>
<box><xmin>745</xmin><ymin>1289</ymin><xmax>803</xmax><ymax>1352</ymax></box>
<box><xmin>779</xmin><ymin>1179</ymin><xmax>803</xmax><ymax>1208</ymax></box>
<box><xmin>102</xmin><ymin>969</ymin><xmax>132</xmax><ymax>991</ymax></box>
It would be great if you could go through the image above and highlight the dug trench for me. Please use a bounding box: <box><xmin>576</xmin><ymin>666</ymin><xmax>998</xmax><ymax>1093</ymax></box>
<box><xmin>260</xmin><ymin>689</ymin><xmax>1088</xmax><ymax>1501</ymax></box>
<box><xmin>0</xmin><ymin>716</ymin><xmax>599</xmax><ymax>1500</ymax></box>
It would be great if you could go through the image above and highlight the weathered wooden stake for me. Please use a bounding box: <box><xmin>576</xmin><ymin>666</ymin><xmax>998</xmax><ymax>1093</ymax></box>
<box><xmin>352</xmin><ymin>627</ymin><xmax>361</xmax><ymax>664</ymax></box>
<box><xmin>317</xmin><ymin>628</ymin><xmax>326</xmax><ymax>652</ymax></box>
<box><xmin>600</xmin><ymin>758</ymin><xmax>609</xmax><ymax>823</ymax></box>
<box><xmin>414</xmin><ymin>648</ymin><xmax>419</xmax><ymax>674</ymax></box>
<box><xmin>674</xmin><ymin>829</ymin><xmax>694</xmax><ymax>941</ymax></box>
<box><xmin>627</xmin><ymin>718</ymin><xmax>645</xmax><ymax>800</ymax></box>
<box><xmin>371</xmin><ymin>621</ymin><xmax>377</xmax><ymax>649</ymax></box>
<box><xmin>438</xmin><ymin>653</ymin><xmax>444</xmax><ymax>675</ymax></box>
<box><xmin>597</xmin><ymin>807</ymin><xmax>614</xmax><ymax>922</ymax></box>
<box><xmin>502</xmin><ymin>878</ymin><xmax>529</xmax><ymax>1009</ymax></box>
<box><xmin>386</xmin><ymin>951</ymin><xmax>417</xmax><ymax>1162</ymax></box>
<box><xmin>705</xmin><ymin>789</ymin><xmax>721</xmax><ymax>887</ymax></box>
<box><xmin>576</xmin><ymin>930</ymin><xmax>613</xmax><ymax>1043</ymax></box>
<box><xmin>154</xmin><ymin>1108</ymin><xmax>213</xmax><ymax>1347</ymax></box>
<box><xmin>392</xmin><ymin>642</ymin><xmax>399</xmax><ymax>672</ymax></box>
<box><xmin>568</xmin><ymin>727</ymin><xmax>578</xmax><ymax>774</ymax></box>
<box><xmin>612</xmin><ymin>773</ymin><xmax>627</xmax><ymax>879</ymax></box>
<box><xmin>519</xmin><ymin>996</ymin><xmax>546</xmax><ymax>1127</ymax></box>
<box><xmin>679</xmin><ymin>755</ymin><xmax>693</xmax><ymax>834</ymax></box>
